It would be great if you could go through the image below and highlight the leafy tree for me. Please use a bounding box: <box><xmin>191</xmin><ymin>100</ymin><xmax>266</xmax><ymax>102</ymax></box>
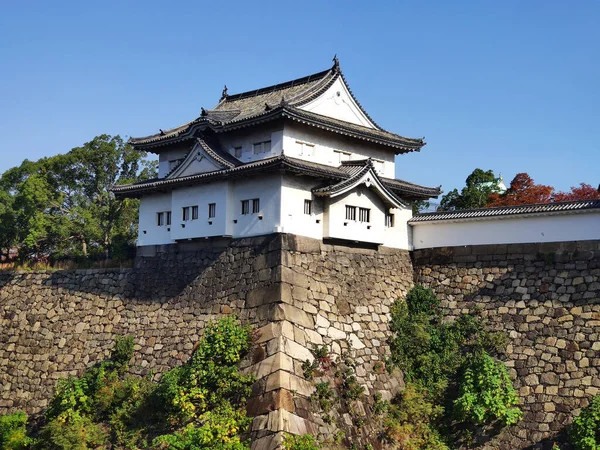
<box><xmin>487</xmin><ymin>173</ymin><xmax>554</xmax><ymax>207</ymax></box>
<box><xmin>412</xmin><ymin>200</ymin><xmax>431</xmax><ymax>215</ymax></box>
<box><xmin>0</xmin><ymin>135</ymin><xmax>156</xmax><ymax>262</ymax></box>
<box><xmin>554</xmin><ymin>183</ymin><xmax>600</xmax><ymax>202</ymax></box>
<box><xmin>439</xmin><ymin>169</ymin><xmax>501</xmax><ymax>211</ymax></box>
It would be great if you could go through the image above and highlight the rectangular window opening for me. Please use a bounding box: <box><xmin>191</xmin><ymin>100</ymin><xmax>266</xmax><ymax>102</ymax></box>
<box><xmin>166</xmin><ymin>211</ymin><xmax>172</xmax><ymax>226</ymax></box>
<box><xmin>304</xmin><ymin>199</ymin><xmax>312</xmax><ymax>215</ymax></box>
<box><xmin>241</xmin><ymin>200</ymin><xmax>250</xmax><ymax>215</ymax></box>
<box><xmin>157</xmin><ymin>212</ymin><xmax>164</xmax><ymax>226</ymax></box>
<box><xmin>385</xmin><ymin>212</ymin><xmax>394</xmax><ymax>228</ymax></box>
<box><xmin>253</xmin><ymin>140</ymin><xmax>272</xmax><ymax>155</ymax></box>
<box><xmin>297</xmin><ymin>141</ymin><xmax>315</xmax><ymax>157</ymax></box>
<box><xmin>334</xmin><ymin>150</ymin><xmax>351</xmax><ymax>164</ymax></box>
<box><xmin>182</xmin><ymin>207</ymin><xmax>190</xmax><ymax>221</ymax></box>
<box><xmin>345</xmin><ymin>205</ymin><xmax>356</xmax><ymax>221</ymax></box>
<box><xmin>192</xmin><ymin>206</ymin><xmax>199</xmax><ymax>220</ymax></box>
<box><xmin>252</xmin><ymin>198</ymin><xmax>260</xmax><ymax>214</ymax></box>
<box><xmin>359</xmin><ymin>207</ymin><xmax>370</xmax><ymax>223</ymax></box>
<box><xmin>208</xmin><ymin>203</ymin><xmax>216</xmax><ymax>218</ymax></box>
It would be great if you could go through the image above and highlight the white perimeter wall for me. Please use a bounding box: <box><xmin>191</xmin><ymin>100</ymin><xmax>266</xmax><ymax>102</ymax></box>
<box><xmin>411</xmin><ymin>212</ymin><xmax>600</xmax><ymax>249</ymax></box>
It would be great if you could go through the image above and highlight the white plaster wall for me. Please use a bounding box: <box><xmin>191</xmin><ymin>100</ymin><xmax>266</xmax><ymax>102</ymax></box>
<box><xmin>228</xmin><ymin>175</ymin><xmax>282</xmax><ymax>237</ymax></box>
<box><xmin>282</xmin><ymin>122</ymin><xmax>395</xmax><ymax>177</ymax></box>
<box><xmin>170</xmin><ymin>181</ymin><xmax>228</xmax><ymax>241</ymax></box>
<box><xmin>299</xmin><ymin>77</ymin><xmax>376</xmax><ymax>129</ymax></box>
<box><xmin>411</xmin><ymin>212</ymin><xmax>600</xmax><ymax>249</ymax></box>
<box><xmin>382</xmin><ymin>206</ymin><xmax>412</xmax><ymax>250</ymax></box>
<box><xmin>280</xmin><ymin>175</ymin><xmax>324</xmax><ymax>240</ymax></box>
<box><xmin>158</xmin><ymin>147</ymin><xmax>190</xmax><ymax>178</ymax></box>
<box><xmin>137</xmin><ymin>193</ymin><xmax>173</xmax><ymax>246</ymax></box>
<box><xmin>219</xmin><ymin>125</ymin><xmax>284</xmax><ymax>164</ymax></box>
<box><xmin>325</xmin><ymin>186</ymin><xmax>387</xmax><ymax>244</ymax></box>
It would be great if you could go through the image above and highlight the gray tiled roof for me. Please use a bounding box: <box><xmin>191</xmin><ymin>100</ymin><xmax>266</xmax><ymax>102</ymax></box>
<box><xmin>409</xmin><ymin>200</ymin><xmax>600</xmax><ymax>223</ymax></box>
<box><xmin>313</xmin><ymin>160</ymin><xmax>407</xmax><ymax>207</ymax></box>
<box><xmin>129</xmin><ymin>61</ymin><xmax>425</xmax><ymax>153</ymax></box>
<box><xmin>112</xmin><ymin>155</ymin><xmax>439</xmax><ymax>200</ymax></box>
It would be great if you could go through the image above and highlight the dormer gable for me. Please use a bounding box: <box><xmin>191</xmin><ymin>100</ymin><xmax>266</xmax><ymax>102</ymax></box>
<box><xmin>313</xmin><ymin>160</ymin><xmax>407</xmax><ymax>209</ymax></box>
<box><xmin>167</xmin><ymin>138</ymin><xmax>241</xmax><ymax>179</ymax></box>
<box><xmin>297</xmin><ymin>76</ymin><xmax>377</xmax><ymax>129</ymax></box>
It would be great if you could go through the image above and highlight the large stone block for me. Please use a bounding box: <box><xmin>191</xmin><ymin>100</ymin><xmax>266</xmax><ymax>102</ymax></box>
<box><xmin>246</xmin><ymin>283</ymin><xmax>292</xmax><ymax>308</ymax></box>
<box><xmin>247</xmin><ymin>353</ymin><xmax>294</xmax><ymax>380</ymax></box>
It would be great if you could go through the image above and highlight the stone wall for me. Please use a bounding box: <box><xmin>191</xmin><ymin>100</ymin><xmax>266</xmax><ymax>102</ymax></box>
<box><xmin>0</xmin><ymin>235</ymin><xmax>282</xmax><ymax>415</ymax></box>
<box><xmin>0</xmin><ymin>234</ymin><xmax>414</xmax><ymax>450</ymax></box>
<box><xmin>413</xmin><ymin>240</ymin><xmax>600</xmax><ymax>449</ymax></box>
<box><xmin>248</xmin><ymin>235</ymin><xmax>413</xmax><ymax>449</ymax></box>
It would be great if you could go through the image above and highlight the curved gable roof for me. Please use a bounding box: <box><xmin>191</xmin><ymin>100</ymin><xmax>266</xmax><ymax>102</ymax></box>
<box><xmin>129</xmin><ymin>59</ymin><xmax>425</xmax><ymax>154</ymax></box>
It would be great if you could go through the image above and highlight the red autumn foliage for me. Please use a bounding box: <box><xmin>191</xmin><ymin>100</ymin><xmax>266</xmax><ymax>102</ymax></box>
<box><xmin>553</xmin><ymin>183</ymin><xmax>600</xmax><ymax>202</ymax></box>
<box><xmin>487</xmin><ymin>174</ymin><xmax>600</xmax><ymax>207</ymax></box>
<box><xmin>487</xmin><ymin>173</ymin><xmax>554</xmax><ymax>207</ymax></box>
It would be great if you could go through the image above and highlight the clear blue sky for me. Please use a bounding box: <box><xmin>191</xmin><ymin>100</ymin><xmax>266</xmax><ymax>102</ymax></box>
<box><xmin>1</xmin><ymin>1</ymin><xmax>598</xmax><ymax>196</ymax></box>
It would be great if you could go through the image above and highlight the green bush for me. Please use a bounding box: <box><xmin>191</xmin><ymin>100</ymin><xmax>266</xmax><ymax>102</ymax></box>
<box><xmin>153</xmin><ymin>404</ymin><xmax>251</xmax><ymax>450</ymax></box>
<box><xmin>282</xmin><ymin>433</ymin><xmax>321</xmax><ymax>450</ymax></box>
<box><xmin>40</xmin><ymin>411</ymin><xmax>107</xmax><ymax>450</ymax></box>
<box><xmin>569</xmin><ymin>394</ymin><xmax>600</xmax><ymax>450</ymax></box>
<box><xmin>0</xmin><ymin>411</ymin><xmax>33</xmax><ymax>450</ymax></box>
<box><xmin>112</xmin><ymin>335</ymin><xmax>135</xmax><ymax>372</ymax></box>
<box><xmin>453</xmin><ymin>352</ymin><xmax>522</xmax><ymax>426</ymax></box>
<box><xmin>383</xmin><ymin>383</ymin><xmax>449</xmax><ymax>450</ymax></box>
<box><xmin>7</xmin><ymin>318</ymin><xmax>254</xmax><ymax>450</ymax></box>
<box><xmin>387</xmin><ymin>285</ymin><xmax>520</xmax><ymax>447</ymax></box>
<box><xmin>405</xmin><ymin>285</ymin><xmax>440</xmax><ymax>316</ymax></box>
<box><xmin>153</xmin><ymin>316</ymin><xmax>254</xmax><ymax>424</ymax></box>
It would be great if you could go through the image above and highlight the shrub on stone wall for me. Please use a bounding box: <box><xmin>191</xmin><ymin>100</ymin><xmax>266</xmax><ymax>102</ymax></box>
<box><xmin>0</xmin><ymin>316</ymin><xmax>254</xmax><ymax>450</ymax></box>
<box><xmin>569</xmin><ymin>394</ymin><xmax>600</xmax><ymax>450</ymax></box>
<box><xmin>387</xmin><ymin>285</ymin><xmax>521</xmax><ymax>447</ymax></box>
<box><xmin>282</xmin><ymin>433</ymin><xmax>321</xmax><ymax>450</ymax></box>
<box><xmin>454</xmin><ymin>352</ymin><xmax>522</xmax><ymax>426</ymax></box>
<box><xmin>0</xmin><ymin>411</ymin><xmax>33</xmax><ymax>450</ymax></box>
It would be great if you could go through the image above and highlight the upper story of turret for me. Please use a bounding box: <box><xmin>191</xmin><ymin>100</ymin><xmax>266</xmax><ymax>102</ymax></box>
<box><xmin>128</xmin><ymin>57</ymin><xmax>426</xmax><ymax>181</ymax></box>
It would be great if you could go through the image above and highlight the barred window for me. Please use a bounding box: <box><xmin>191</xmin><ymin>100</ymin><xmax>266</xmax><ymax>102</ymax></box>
<box><xmin>334</xmin><ymin>150</ymin><xmax>351</xmax><ymax>164</ymax></box>
<box><xmin>192</xmin><ymin>205</ymin><xmax>199</xmax><ymax>220</ymax></box>
<box><xmin>241</xmin><ymin>200</ymin><xmax>250</xmax><ymax>215</ymax></box>
<box><xmin>359</xmin><ymin>207</ymin><xmax>370</xmax><ymax>223</ymax></box>
<box><xmin>345</xmin><ymin>205</ymin><xmax>356</xmax><ymax>221</ymax></box>
<box><xmin>304</xmin><ymin>199</ymin><xmax>312</xmax><ymax>215</ymax></box>
<box><xmin>157</xmin><ymin>212</ymin><xmax>164</xmax><ymax>226</ymax></box>
<box><xmin>252</xmin><ymin>198</ymin><xmax>260</xmax><ymax>214</ymax></box>
<box><xmin>182</xmin><ymin>207</ymin><xmax>190</xmax><ymax>221</ymax></box>
<box><xmin>297</xmin><ymin>141</ymin><xmax>315</xmax><ymax>157</ymax></box>
<box><xmin>253</xmin><ymin>141</ymin><xmax>271</xmax><ymax>154</ymax></box>
<box><xmin>208</xmin><ymin>203</ymin><xmax>216</xmax><ymax>218</ymax></box>
<box><xmin>166</xmin><ymin>211</ymin><xmax>172</xmax><ymax>226</ymax></box>
<box><xmin>385</xmin><ymin>212</ymin><xmax>394</xmax><ymax>228</ymax></box>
